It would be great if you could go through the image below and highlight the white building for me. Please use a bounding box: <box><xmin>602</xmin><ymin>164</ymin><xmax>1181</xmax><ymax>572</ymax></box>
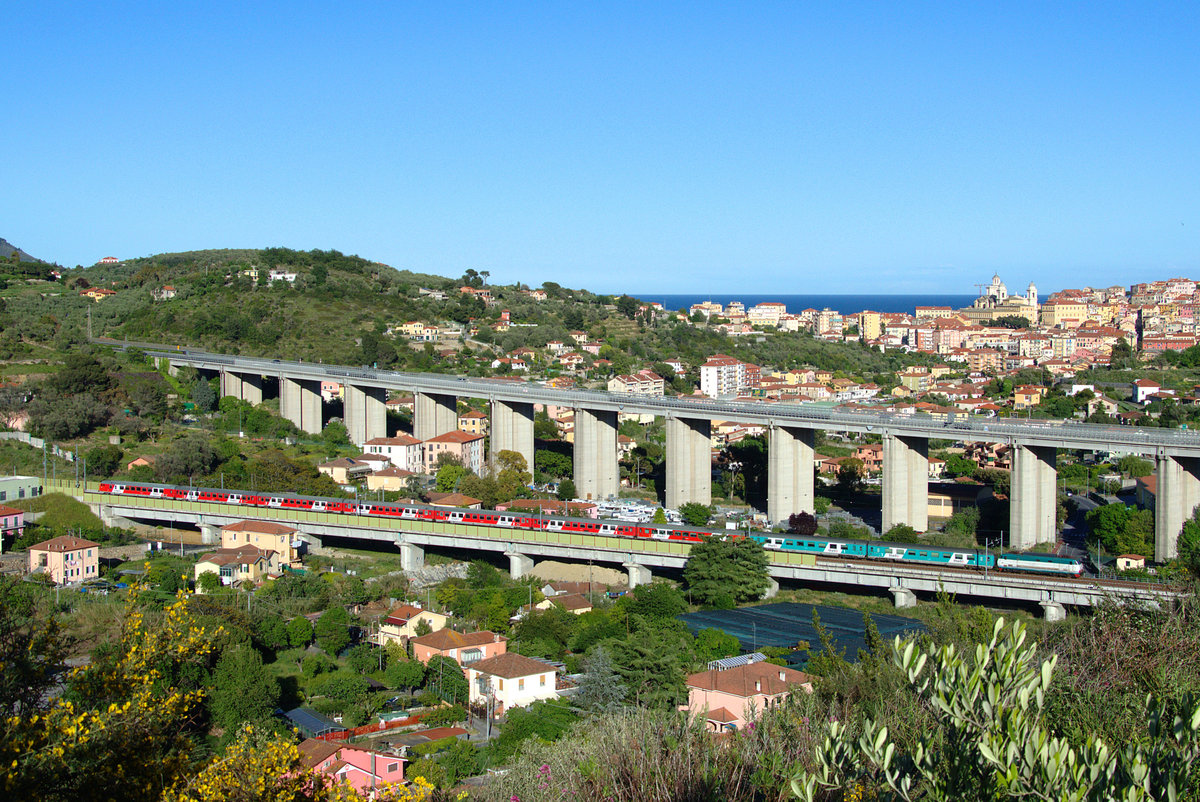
<box><xmin>467</xmin><ymin>652</ymin><xmax>559</xmax><ymax>717</ymax></box>
<box><xmin>363</xmin><ymin>435</ymin><xmax>424</xmax><ymax>473</ymax></box>
<box><xmin>699</xmin><ymin>355</ymin><xmax>758</xmax><ymax>398</ymax></box>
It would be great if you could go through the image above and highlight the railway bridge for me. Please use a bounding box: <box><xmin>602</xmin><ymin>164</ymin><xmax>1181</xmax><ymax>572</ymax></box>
<box><xmin>135</xmin><ymin>345</ymin><xmax>1200</xmax><ymax>562</ymax></box>
<box><xmin>72</xmin><ymin>483</ymin><xmax>1183</xmax><ymax>621</ymax></box>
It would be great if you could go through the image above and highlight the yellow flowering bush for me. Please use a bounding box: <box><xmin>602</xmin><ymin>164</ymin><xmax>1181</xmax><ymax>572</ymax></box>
<box><xmin>1</xmin><ymin>585</ymin><xmax>438</xmax><ymax>801</ymax></box>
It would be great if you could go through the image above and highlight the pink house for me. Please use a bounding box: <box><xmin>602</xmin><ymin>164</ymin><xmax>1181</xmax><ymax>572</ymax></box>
<box><xmin>683</xmin><ymin>662</ymin><xmax>815</xmax><ymax>732</ymax></box>
<box><xmin>299</xmin><ymin>739</ymin><xmax>405</xmax><ymax>793</ymax></box>
<box><xmin>27</xmin><ymin>535</ymin><xmax>100</xmax><ymax>585</ymax></box>
<box><xmin>0</xmin><ymin>504</ymin><xmax>26</xmax><ymax>549</ymax></box>
<box><xmin>410</xmin><ymin>629</ymin><xmax>507</xmax><ymax>667</ymax></box>
<box><xmin>421</xmin><ymin>430</ymin><xmax>485</xmax><ymax>475</ymax></box>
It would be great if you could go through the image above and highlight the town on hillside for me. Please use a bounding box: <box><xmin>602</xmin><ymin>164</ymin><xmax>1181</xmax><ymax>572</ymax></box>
<box><xmin>3</xmin><ymin>251</ymin><xmax>1200</xmax><ymax>799</ymax></box>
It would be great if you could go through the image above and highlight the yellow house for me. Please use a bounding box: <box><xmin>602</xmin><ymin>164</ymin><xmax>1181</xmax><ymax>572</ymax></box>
<box><xmin>375</xmin><ymin>604</ymin><xmax>450</xmax><ymax>645</ymax></box>
<box><xmin>366</xmin><ymin>466</ymin><xmax>415</xmax><ymax>492</ymax></box>
<box><xmin>221</xmin><ymin>520</ymin><xmax>301</xmax><ymax>567</ymax></box>
<box><xmin>194</xmin><ymin>544</ymin><xmax>280</xmax><ymax>588</ymax></box>
<box><xmin>1012</xmin><ymin>385</ymin><xmax>1047</xmax><ymax>410</ymax></box>
<box><xmin>927</xmin><ymin>482</ymin><xmax>989</xmax><ymax>520</ymax></box>
<box><xmin>458</xmin><ymin>409</ymin><xmax>490</xmax><ymax>436</ymax></box>
<box><xmin>1040</xmin><ymin>299</ymin><xmax>1088</xmax><ymax>329</ymax></box>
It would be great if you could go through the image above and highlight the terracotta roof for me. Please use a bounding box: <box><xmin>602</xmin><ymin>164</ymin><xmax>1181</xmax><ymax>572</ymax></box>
<box><xmin>221</xmin><ymin>520</ymin><xmax>297</xmax><ymax>535</ymax></box>
<box><xmin>705</xmin><ymin>707</ymin><xmax>738</xmax><ymax>723</ymax></box>
<box><xmin>0</xmin><ymin>505</ymin><xmax>24</xmax><ymax>516</ymax></box>
<box><xmin>197</xmin><ymin>545</ymin><xmax>274</xmax><ymax>566</ymax></box>
<box><xmin>427</xmin><ymin>492</ymin><xmax>481</xmax><ymax>507</ymax></box>
<box><xmin>385</xmin><ymin>604</ymin><xmax>445</xmax><ymax>625</ymax></box>
<box><xmin>686</xmin><ymin>662</ymin><xmax>815</xmax><ymax>698</ymax></box>
<box><xmin>372</xmin><ymin>466</ymin><xmax>414</xmax><ymax>478</ymax></box>
<box><xmin>413</xmin><ymin>726</ymin><xmax>470</xmax><ymax>741</ymax></box>
<box><xmin>412</xmin><ymin>629</ymin><xmax>504</xmax><ymax>652</ymax></box>
<box><xmin>29</xmin><ymin>535</ymin><xmax>99</xmax><ymax>552</ymax></box>
<box><xmin>364</xmin><ymin>435</ymin><xmax>422</xmax><ymax>446</ymax></box>
<box><xmin>424</xmin><ymin>430</ymin><xmax>484</xmax><ymax>444</ymax></box>
<box><xmin>550</xmin><ymin>593</ymin><xmax>592</xmax><ymax>612</ymax></box>
<box><xmin>469</xmin><ymin>652</ymin><xmax>555</xmax><ymax>679</ymax></box>
<box><xmin>298</xmin><ymin>739</ymin><xmax>341</xmax><ymax>768</ymax></box>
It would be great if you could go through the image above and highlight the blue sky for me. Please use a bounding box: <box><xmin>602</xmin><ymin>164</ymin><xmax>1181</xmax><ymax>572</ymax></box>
<box><xmin>4</xmin><ymin>2</ymin><xmax>1198</xmax><ymax>293</ymax></box>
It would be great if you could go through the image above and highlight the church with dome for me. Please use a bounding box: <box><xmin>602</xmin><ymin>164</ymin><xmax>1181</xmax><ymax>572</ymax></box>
<box><xmin>960</xmin><ymin>274</ymin><xmax>1040</xmax><ymax>323</ymax></box>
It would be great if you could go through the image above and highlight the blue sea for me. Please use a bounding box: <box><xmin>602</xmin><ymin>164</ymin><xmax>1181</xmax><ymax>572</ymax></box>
<box><xmin>643</xmin><ymin>293</ymin><xmax>976</xmax><ymax>316</ymax></box>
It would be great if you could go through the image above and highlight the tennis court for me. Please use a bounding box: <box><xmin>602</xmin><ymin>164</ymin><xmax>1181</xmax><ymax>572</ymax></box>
<box><xmin>679</xmin><ymin>602</ymin><xmax>926</xmax><ymax>667</ymax></box>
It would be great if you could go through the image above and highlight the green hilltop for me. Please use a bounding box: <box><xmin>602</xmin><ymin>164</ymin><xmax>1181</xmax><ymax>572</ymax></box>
<box><xmin>0</xmin><ymin>244</ymin><xmax>937</xmax><ymax>380</ymax></box>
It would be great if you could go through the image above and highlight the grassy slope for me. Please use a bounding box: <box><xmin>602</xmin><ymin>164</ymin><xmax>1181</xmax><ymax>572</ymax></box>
<box><xmin>10</xmin><ymin>492</ymin><xmax>106</xmax><ymax>530</ymax></box>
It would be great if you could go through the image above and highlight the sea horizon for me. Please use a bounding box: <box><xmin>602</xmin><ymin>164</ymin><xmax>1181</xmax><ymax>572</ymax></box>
<box><xmin>636</xmin><ymin>293</ymin><xmax>977</xmax><ymax>316</ymax></box>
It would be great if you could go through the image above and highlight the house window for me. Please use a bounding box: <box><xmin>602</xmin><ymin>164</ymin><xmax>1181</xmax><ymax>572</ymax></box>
<box><xmin>498</xmin><ymin>679</ymin><xmax>504</xmax><ymax>691</ymax></box>
<box><xmin>387</xmin><ymin>762</ymin><xmax>398</xmax><ymax>773</ymax></box>
<box><xmin>539</xmin><ymin>674</ymin><xmax>546</xmax><ymax>687</ymax></box>
<box><xmin>518</xmin><ymin>678</ymin><xmax>524</xmax><ymax>691</ymax></box>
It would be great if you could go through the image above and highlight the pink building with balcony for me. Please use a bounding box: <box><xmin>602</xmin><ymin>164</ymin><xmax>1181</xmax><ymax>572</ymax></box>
<box><xmin>0</xmin><ymin>505</ymin><xmax>25</xmax><ymax>552</ymax></box>
<box><xmin>299</xmin><ymin>739</ymin><xmax>405</xmax><ymax>793</ymax></box>
<box><xmin>682</xmin><ymin>662</ymin><xmax>815</xmax><ymax>732</ymax></box>
<box><xmin>27</xmin><ymin>535</ymin><xmax>100</xmax><ymax>585</ymax></box>
<box><xmin>410</xmin><ymin>629</ymin><xmax>507</xmax><ymax>667</ymax></box>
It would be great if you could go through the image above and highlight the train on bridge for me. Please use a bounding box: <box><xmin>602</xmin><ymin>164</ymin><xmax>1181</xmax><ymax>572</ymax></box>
<box><xmin>95</xmin><ymin>481</ymin><xmax>1084</xmax><ymax>577</ymax></box>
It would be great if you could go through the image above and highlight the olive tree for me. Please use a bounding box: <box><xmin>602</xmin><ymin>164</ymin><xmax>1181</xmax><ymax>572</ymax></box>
<box><xmin>792</xmin><ymin>618</ymin><xmax>1200</xmax><ymax>802</ymax></box>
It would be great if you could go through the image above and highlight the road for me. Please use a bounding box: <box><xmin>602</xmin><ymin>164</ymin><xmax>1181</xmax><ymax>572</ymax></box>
<box><xmin>132</xmin><ymin>342</ymin><xmax>1200</xmax><ymax>456</ymax></box>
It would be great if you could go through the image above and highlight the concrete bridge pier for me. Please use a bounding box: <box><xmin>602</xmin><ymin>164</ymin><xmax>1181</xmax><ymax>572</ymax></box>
<box><xmin>220</xmin><ymin>370</ymin><xmax>263</xmax><ymax>405</ymax></box>
<box><xmin>199</xmin><ymin>524</ymin><xmax>221</xmax><ymax>545</ymax></box>
<box><xmin>344</xmin><ymin>384</ymin><xmax>387</xmax><ymax>446</ymax></box>
<box><xmin>665</xmin><ymin>416</ymin><xmax>712</xmax><ymax>511</ymax></box>
<box><xmin>889</xmin><ymin>586</ymin><xmax>918</xmax><ymax>609</ymax></box>
<box><xmin>762</xmin><ymin>578</ymin><xmax>780</xmax><ymax>599</ymax></box>
<box><xmin>624</xmin><ymin>561</ymin><xmax>652</xmax><ymax>589</ymax></box>
<box><xmin>1010</xmin><ymin>444</ymin><xmax>1057</xmax><ymax>550</ymax></box>
<box><xmin>1040</xmin><ymin>600</ymin><xmax>1067</xmax><ymax>622</ymax></box>
<box><xmin>490</xmin><ymin>400</ymin><xmax>535</xmax><ymax>472</ymax></box>
<box><xmin>414</xmin><ymin>392</ymin><xmax>458</xmax><ymax>441</ymax></box>
<box><xmin>280</xmin><ymin>377</ymin><xmax>324</xmax><ymax>435</ymax></box>
<box><xmin>154</xmin><ymin>357</ymin><xmax>180</xmax><ymax>377</ymax></box>
<box><xmin>767</xmin><ymin>425</ymin><xmax>815</xmax><ymax>524</ymax></box>
<box><xmin>397</xmin><ymin>538</ymin><xmax>425</xmax><ymax>572</ymax></box>
<box><xmin>1154</xmin><ymin>454</ymin><xmax>1200</xmax><ymax>562</ymax></box>
<box><xmin>506</xmin><ymin>551</ymin><xmax>534</xmax><ymax>579</ymax></box>
<box><xmin>99</xmin><ymin>505</ymin><xmax>136</xmax><ymax>529</ymax></box>
<box><xmin>219</xmin><ymin>369</ymin><xmax>240</xmax><ymax>401</ymax></box>
<box><xmin>574</xmin><ymin>408</ymin><xmax>618</xmax><ymax>501</ymax></box>
<box><xmin>882</xmin><ymin>433</ymin><xmax>929</xmax><ymax>534</ymax></box>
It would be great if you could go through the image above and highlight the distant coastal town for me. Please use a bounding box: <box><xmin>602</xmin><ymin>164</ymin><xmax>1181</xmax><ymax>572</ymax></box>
<box><xmin>642</xmin><ymin>274</ymin><xmax>1183</xmax><ymax>401</ymax></box>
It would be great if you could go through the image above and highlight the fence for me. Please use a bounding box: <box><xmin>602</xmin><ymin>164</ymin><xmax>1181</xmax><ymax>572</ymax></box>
<box><xmin>0</xmin><ymin>431</ymin><xmax>76</xmax><ymax>462</ymax></box>
<box><xmin>315</xmin><ymin>713</ymin><xmax>425</xmax><ymax>742</ymax></box>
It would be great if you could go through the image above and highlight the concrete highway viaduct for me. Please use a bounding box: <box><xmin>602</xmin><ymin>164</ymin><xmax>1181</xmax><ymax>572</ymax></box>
<box><xmin>144</xmin><ymin>346</ymin><xmax>1200</xmax><ymax>563</ymax></box>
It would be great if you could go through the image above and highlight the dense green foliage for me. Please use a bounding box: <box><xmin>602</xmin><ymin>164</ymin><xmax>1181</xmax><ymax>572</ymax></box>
<box><xmin>683</xmin><ymin>534</ymin><xmax>770</xmax><ymax>607</ymax></box>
